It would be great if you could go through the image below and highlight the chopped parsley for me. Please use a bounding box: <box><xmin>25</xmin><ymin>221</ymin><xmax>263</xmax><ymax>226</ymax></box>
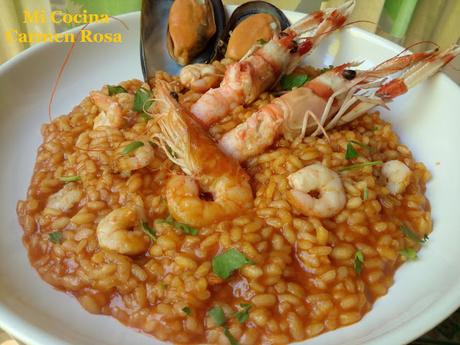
<box><xmin>224</xmin><ymin>327</ymin><xmax>239</xmax><ymax>345</ymax></box>
<box><xmin>338</xmin><ymin>161</ymin><xmax>383</xmax><ymax>172</ymax></box>
<box><xmin>257</xmin><ymin>38</ymin><xmax>267</xmax><ymax>45</ymax></box>
<box><xmin>363</xmin><ymin>186</ymin><xmax>369</xmax><ymax>201</ymax></box>
<box><xmin>400</xmin><ymin>248</ymin><xmax>417</xmax><ymax>260</ymax></box>
<box><xmin>107</xmin><ymin>85</ymin><xmax>127</xmax><ymax>96</ymax></box>
<box><xmin>121</xmin><ymin>141</ymin><xmax>144</xmax><ymax>155</ymax></box>
<box><xmin>400</xmin><ymin>224</ymin><xmax>428</xmax><ymax>243</ymax></box>
<box><xmin>141</xmin><ymin>221</ymin><xmax>156</xmax><ymax>240</ymax></box>
<box><xmin>280</xmin><ymin>74</ymin><xmax>309</xmax><ymax>91</ymax></box>
<box><xmin>157</xmin><ymin>215</ymin><xmax>198</xmax><ymax>235</ymax></box>
<box><xmin>345</xmin><ymin>142</ymin><xmax>359</xmax><ymax>160</ymax></box>
<box><xmin>59</xmin><ymin>175</ymin><xmax>81</xmax><ymax>183</ymax></box>
<box><xmin>209</xmin><ymin>306</ymin><xmax>226</xmax><ymax>326</ymax></box>
<box><xmin>134</xmin><ymin>88</ymin><xmax>154</xmax><ymax>120</ymax></box>
<box><xmin>208</xmin><ymin>306</ymin><xmax>240</xmax><ymax>345</ymax></box>
<box><xmin>234</xmin><ymin>304</ymin><xmax>251</xmax><ymax>324</ymax></box>
<box><xmin>182</xmin><ymin>306</ymin><xmax>192</xmax><ymax>316</ymax></box>
<box><xmin>349</xmin><ymin>140</ymin><xmax>375</xmax><ymax>152</ymax></box>
<box><xmin>49</xmin><ymin>231</ymin><xmax>63</xmax><ymax>244</ymax></box>
<box><xmin>354</xmin><ymin>250</ymin><xmax>364</xmax><ymax>274</ymax></box>
<box><xmin>212</xmin><ymin>248</ymin><xmax>252</xmax><ymax>280</ymax></box>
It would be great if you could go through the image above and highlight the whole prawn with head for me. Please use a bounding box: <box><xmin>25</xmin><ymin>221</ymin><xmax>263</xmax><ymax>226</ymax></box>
<box><xmin>151</xmin><ymin>81</ymin><xmax>253</xmax><ymax>228</ymax></box>
<box><xmin>189</xmin><ymin>0</ymin><xmax>356</xmax><ymax>127</ymax></box>
<box><xmin>219</xmin><ymin>45</ymin><xmax>460</xmax><ymax>162</ymax></box>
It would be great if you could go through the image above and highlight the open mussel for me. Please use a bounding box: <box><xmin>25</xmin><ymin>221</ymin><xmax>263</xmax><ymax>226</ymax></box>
<box><xmin>140</xmin><ymin>0</ymin><xmax>225</xmax><ymax>79</ymax></box>
<box><xmin>219</xmin><ymin>1</ymin><xmax>290</xmax><ymax>61</ymax></box>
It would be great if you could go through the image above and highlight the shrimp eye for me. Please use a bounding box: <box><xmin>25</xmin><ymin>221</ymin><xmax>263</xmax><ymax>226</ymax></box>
<box><xmin>342</xmin><ymin>69</ymin><xmax>356</xmax><ymax>80</ymax></box>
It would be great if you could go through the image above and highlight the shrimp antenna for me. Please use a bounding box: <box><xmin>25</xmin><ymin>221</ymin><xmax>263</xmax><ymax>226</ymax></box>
<box><xmin>48</xmin><ymin>16</ymin><xmax>129</xmax><ymax>123</ymax></box>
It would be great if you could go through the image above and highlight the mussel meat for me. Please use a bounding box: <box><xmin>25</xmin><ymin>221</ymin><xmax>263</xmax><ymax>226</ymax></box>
<box><xmin>140</xmin><ymin>0</ymin><xmax>225</xmax><ymax>79</ymax></box>
<box><xmin>219</xmin><ymin>1</ymin><xmax>290</xmax><ymax>61</ymax></box>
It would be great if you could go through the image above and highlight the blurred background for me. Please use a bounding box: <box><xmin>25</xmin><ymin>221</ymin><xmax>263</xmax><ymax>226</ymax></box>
<box><xmin>0</xmin><ymin>0</ymin><xmax>459</xmax><ymax>344</ymax></box>
<box><xmin>1</xmin><ymin>0</ymin><xmax>459</xmax><ymax>82</ymax></box>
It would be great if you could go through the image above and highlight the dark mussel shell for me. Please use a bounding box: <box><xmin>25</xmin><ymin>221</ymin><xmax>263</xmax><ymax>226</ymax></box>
<box><xmin>140</xmin><ymin>0</ymin><xmax>226</xmax><ymax>80</ymax></box>
<box><xmin>217</xmin><ymin>1</ymin><xmax>290</xmax><ymax>59</ymax></box>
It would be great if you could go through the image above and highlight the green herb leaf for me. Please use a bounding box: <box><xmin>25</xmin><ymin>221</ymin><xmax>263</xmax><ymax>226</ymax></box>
<box><xmin>122</xmin><ymin>141</ymin><xmax>144</xmax><ymax>155</ymax></box>
<box><xmin>400</xmin><ymin>224</ymin><xmax>426</xmax><ymax>243</ymax></box>
<box><xmin>349</xmin><ymin>140</ymin><xmax>375</xmax><ymax>152</ymax></box>
<box><xmin>363</xmin><ymin>186</ymin><xmax>369</xmax><ymax>201</ymax></box>
<box><xmin>166</xmin><ymin>146</ymin><xmax>178</xmax><ymax>159</ymax></box>
<box><xmin>134</xmin><ymin>88</ymin><xmax>152</xmax><ymax>112</ymax></box>
<box><xmin>400</xmin><ymin>248</ymin><xmax>417</xmax><ymax>260</ymax></box>
<box><xmin>338</xmin><ymin>161</ymin><xmax>383</xmax><ymax>172</ymax></box>
<box><xmin>371</xmin><ymin>126</ymin><xmax>379</xmax><ymax>132</ymax></box>
<box><xmin>257</xmin><ymin>38</ymin><xmax>267</xmax><ymax>45</ymax></box>
<box><xmin>212</xmin><ymin>248</ymin><xmax>252</xmax><ymax>280</ymax></box>
<box><xmin>209</xmin><ymin>306</ymin><xmax>226</xmax><ymax>326</ymax></box>
<box><xmin>234</xmin><ymin>304</ymin><xmax>251</xmax><ymax>324</ymax></box>
<box><xmin>423</xmin><ymin>234</ymin><xmax>429</xmax><ymax>242</ymax></box>
<box><xmin>107</xmin><ymin>85</ymin><xmax>127</xmax><ymax>96</ymax></box>
<box><xmin>141</xmin><ymin>221</ymin><xmax>156</xmax><ymax>240</ymax></box>
<box><xmin>280</xmin><ymin>74</ymin><xmax>309</xmax><ymax>91</ymax></box>
<box><xmin>182</xmin><ymin>306</ymin><xmax>192</xmax><ymax>316</ymax></box>
<box><xmin>157</xmin><ymin>215</ymin><xmax>198</xmax><ymax>236</ymax></box>
<box><xmin>59</xmin><ymin>175</ymin><xmax>81</xmax><ymax>183</ymax></box>
<box><xmin>49</xmin><ymin>231</ymin><xmax>63</xmax><ymax>244</ymax></box>
<box><xmin>224</xmin><ymin>327</ymin><xmax>239</xmax><ymax>345</ymax></box>
<box><xmin>139</xmin><ymin>112</ymin><xmax>152</xmax><ymax>122</ymax></box>
<box><xmin>354</xmin><ymin>250</ymin><xmax>364</xmax><ymax>274</ymax></box>
<box><xmin>345</xmin><ymin>142</ymin><xmax>359</xmax><ymax>160</ymax></box>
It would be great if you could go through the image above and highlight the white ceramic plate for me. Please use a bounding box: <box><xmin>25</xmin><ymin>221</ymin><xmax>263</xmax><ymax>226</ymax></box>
<box><xmin>1</xmin><ymin>10</ymin><xmax>459</xmax><ymax>345</ymax></box>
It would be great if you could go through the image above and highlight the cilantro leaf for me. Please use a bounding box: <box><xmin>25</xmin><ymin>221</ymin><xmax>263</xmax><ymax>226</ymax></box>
<box><xmin>345</xmin><ymin>142</ymin><xmax>359</xmax><ymax>160</ymax></box>
<box><xmin>141</xmin><ymin>221</ymin><xmax>156</xmax><ymax>240</ymax></box>
<box><xmin>107</xmin><ymin>85</ymin><xmax>127</xmax><ymax>96</ymax></box>
<box><xmin>157</xmin><ymin>215</ymin><xmax>198</xmax><ymax>236</ymax></box>
<box><xmin>59</xmin><ymin>175</ymin><xmax>81</xmax><ymax>183</ymax></box>
<box><xmin>400</xmin><ymin>248</ymin><xmax>417</xmax><ymax>260</ymax></box>
<box><xmin>234</xmin><ymin>304</ymin><xmax>251</xmax><ymax>324</ymax></box>
<box><xmin>338</xmin><ymin>161</ymin><xmax>383</xmax><ymax>172</ymax></box>
<box><xmin>209</xmin><ymin>306</ymin><xmax>226</xmax><ymax>326</ymax></box>
<box><xmin>212</xmin><ymin>248</ymin><xmax>252</xmax><ymax>279</ymax></box>
<box><xmin>182</xmin><ymin>306</ymin><xmax>192</xmax><ymax>316</ymax></box>
<box><xmin>280</xmin><ymin>74</ymin><xmax>309</xmax><ymax>91</ymax></box>
<box><xmin>224</xmin><ymin>327</ymin><xmax>239</xmax><ymax>345</ymax></box>
<box><xmin>354</xmin><ymin>250</ymin><xmax>364</xmax><ymax>274</ymax></box>
<box><xmin>49</xmin><ymin>231</ymin><xmax>63</xmax><ymax>244</ymax></box>
<box><xmin>122</xmin><ymin>141</ymin><xmax>144</xmax><ymax>155</ymax></box>
<box><xmin>400</xmin><ymin>224</ymin><xmax>427</xmax><ymax>243</ymax></box>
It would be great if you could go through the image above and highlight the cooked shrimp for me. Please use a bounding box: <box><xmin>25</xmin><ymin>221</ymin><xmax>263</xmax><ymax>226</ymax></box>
<box><xmin>90</xmin><ymin>91</ymin><xmax>124</xmax><ymax>129</ymax></box>
<box><xmin>287</xmin><ymin>163</ymin><xmax>346</xmax><ymax>218</ymax></box>
<box><xmin>96</xmin><ymin>207</ymin><xmax>150</xmax><ymax>255</ymax></box>
<box><xmin>219</xmin><ymin>46</ymin><xmax>460</xmax><ymax>161</ymax></box>
<box><xmin>179</xmin><ymin>63</ymin><xmax>225</xmax><ymax>93</ymax></box>
<box><xmin>46</xmin><ymin>183</ymin><xmax>82</xmax><ymax>212</ymax></box>
<box><xmin>190</xmin><ymin>0</ymin><xmax>355</xmax><ymax>127</ymax></box>
<box><xmin>117</xmin><ymin>140</ymin><xmax>155</xmax><ymax>172</ymax></box>
<box><xmin>382</xmin><ymin>160</ymin><xmax>412</xmax><ymax>195</ymax></box>
<box><xmin>152</xmin><ymin>81</ymin><xmax>253</xmax><ymax>227</ymax></box>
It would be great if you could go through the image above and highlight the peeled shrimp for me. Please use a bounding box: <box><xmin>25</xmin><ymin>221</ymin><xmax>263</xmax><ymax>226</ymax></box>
<box><xmin>382</xmin><ymin>160</ymin><xmax>412</xmax><ymax>195</ymax></box>
<box><xmin>46</xmin><ymin>183</ymin><xmax>82</xmax><ymax>212</ymax></box>
<box><xmin>190</xmin><ymin>0</ymin><xmax>355</xmax><ymax>127</ymax></box>
<box><xmin>179</xmin><ymin>63</ymin><xmax>224</xmax><ymax>93</ymax></box>
<box><xmin>152</xmin><ymin>81</ymin><xmax>253</xmax><ymax>227</ymax></box>
<box><xmin>219</xmin><ymin>46</ymin><xmax>460</xmax><ymax>162</ymax></box>
<box><xmin>117</xmin><ymin>140</ymin><xmax>154</xmax><ymax>172</ymax></box>
<box><xmin>287</xmin><ymin>163</ymin><xmax>346</xmax><ymax>218</ymax></box>
<box><xmin>96</xmin><ymin>207</ymin><xmax>150</xmax><ymax>255</ymax></box>
<box><xmin>90</xmin><ymin>91</ymin><xmax>124</xmax><ymax>129</ymax></box>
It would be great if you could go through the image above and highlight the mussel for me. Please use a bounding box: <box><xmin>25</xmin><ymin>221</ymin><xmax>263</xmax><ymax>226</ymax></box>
<box><xmin>140</xmin><ymin>0</ymin><xmax>225</xmax><ymax>79</ymax></box>
<box><xmin>218</xmin><ymin>1</ymin><xmax>290</xmax><ymax>61</ymax></box>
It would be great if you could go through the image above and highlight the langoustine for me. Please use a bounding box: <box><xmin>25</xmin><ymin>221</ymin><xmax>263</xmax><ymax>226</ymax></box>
<box><xmin>189</xmin><ymin>0</ymin><xmax>356</xmax><ymax>127</ymax></box>
<box><xmin>151</xmin><ymin>81</ymin><xmax>253</xmax><ymax>227</ymax></box>
<box><xmin>219</xmin><ymin>45</ymin><xmax>460</xmax><ymax>162</ymax></box>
